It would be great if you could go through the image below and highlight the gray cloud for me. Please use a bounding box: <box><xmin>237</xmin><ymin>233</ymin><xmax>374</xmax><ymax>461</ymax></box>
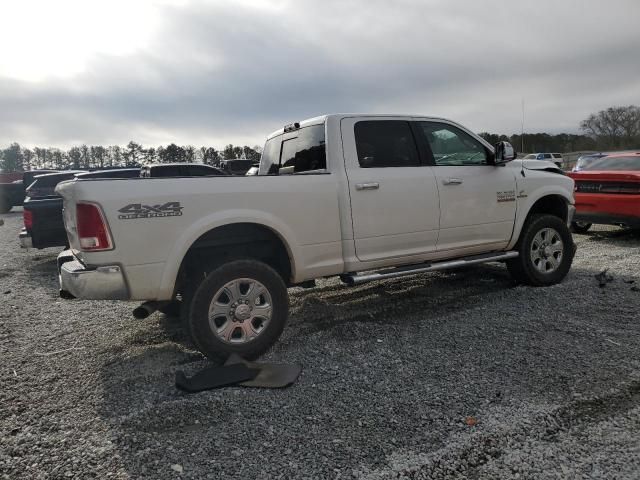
<box><xmin>1</xmin><ymin>0</ymin><xmax>639</xmax><ymax>148</ymax></box>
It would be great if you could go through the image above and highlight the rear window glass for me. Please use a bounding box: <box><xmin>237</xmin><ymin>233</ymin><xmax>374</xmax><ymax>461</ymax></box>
<box><xmin>584</xmin><ymin>156</ymin><xmax>640</xmax><ymax>171</ymax></box>
<box><xmin>261</xmin><ymin>124</ymin><xmax>326</xmax><ymax>174</ymax></box>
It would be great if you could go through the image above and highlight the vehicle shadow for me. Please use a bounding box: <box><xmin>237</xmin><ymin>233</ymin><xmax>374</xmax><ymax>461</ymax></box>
<box><xmin>23</xmin><ymin>252</ymin><xmax>61</xmax><ymax>292</ymax></box>
<box><xmin>285</xmin><ymin>263</ymin><xmax>514</xmax><ymax>339</ymax></box>
<box><xmin>576</xmin><ymin>226</ymin><xmax>640</xmax><ymax>243</ymax></box>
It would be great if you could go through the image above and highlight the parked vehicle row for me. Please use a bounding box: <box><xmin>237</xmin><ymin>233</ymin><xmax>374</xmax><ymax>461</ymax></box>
<box><xmin>523</xmin><ymin>152</ymin><xmax>564</xmax><ymax>168</ymax></box>
<box><xmin>19</xmin><ymin>164</ymin><xmax>230</xmax><ymax>249</ymax></box>
<box><xmin>1</xmin><ymin>169</ymin><xmax>61</xmax><ymax>213</ymax></box>
<box><xmin>54</xmin><ymin>114</ymin><xmax>577</xmax><ymax>361</ymax></box>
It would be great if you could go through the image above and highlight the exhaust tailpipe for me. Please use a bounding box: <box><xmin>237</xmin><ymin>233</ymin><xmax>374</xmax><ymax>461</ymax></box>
<box><xmin>132</xmin><ymin>301</ymin><xmax>169</xmax><ymax>319</ymax></box>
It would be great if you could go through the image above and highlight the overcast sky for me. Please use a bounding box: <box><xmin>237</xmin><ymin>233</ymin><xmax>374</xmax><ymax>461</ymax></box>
<box><xmin>1</xmin><ymin>0</ymin><xmax>639</xmax><ymax>149</ymax></box>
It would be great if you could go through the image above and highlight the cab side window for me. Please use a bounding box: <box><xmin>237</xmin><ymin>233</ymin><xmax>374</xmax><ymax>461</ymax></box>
<box><xmin>280</xmin><ymin>125</ymin><xmax>326</xmax><ymax>173</ymax></box>
<box><xmin>354</xmin><ymin>121</ymin><xmax>419</xmax><ymax>168</ymax></box>
<box><xmin>262</xmin><ymin>124</ymin><xmax>327</xmax><ymax>175</ymax></box>
<box><xmin>417</xmin><ymin>122</ymin><xmax>488</xmax><ymax>166</ymax></box>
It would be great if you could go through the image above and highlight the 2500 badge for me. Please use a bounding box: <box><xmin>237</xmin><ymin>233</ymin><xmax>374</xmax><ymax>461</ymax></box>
<box><xmin>118</xmin><ymin>202</ymin><xmax>183</xmax><ymax>220</ymax></box>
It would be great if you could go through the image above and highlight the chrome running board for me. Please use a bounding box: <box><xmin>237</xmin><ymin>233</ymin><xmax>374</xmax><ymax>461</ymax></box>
<box><xmin>341</xmin><ymin>251</ymin><xmax>519</xmax><ymax>286</ymax></box>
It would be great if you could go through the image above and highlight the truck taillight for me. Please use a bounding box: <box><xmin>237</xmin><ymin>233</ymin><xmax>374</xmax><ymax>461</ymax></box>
<box><xmin>23</xmin><ymin>210</ymin><xmax>33</xmax><ymax>229</ymax></box>
<box><xmin>76</xmin><ymin>203</ymin><xmax>113</xmax><ymax>251</ymax></box>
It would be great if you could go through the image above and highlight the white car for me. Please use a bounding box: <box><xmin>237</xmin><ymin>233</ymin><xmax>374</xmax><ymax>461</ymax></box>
<box><xmin>56</xmin><ymin>114</ymin><xmax>576</xmax><ymax>360</ymax></box>
<box><xmin>524</xmin><ymin>152</ymin><xmax>564</xmax><ymax>169</ymax></box>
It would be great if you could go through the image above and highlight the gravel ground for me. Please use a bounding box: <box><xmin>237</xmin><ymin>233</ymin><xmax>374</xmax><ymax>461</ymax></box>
<box><xmin>1</xmin><ymin>208</ymin><xmax>639</xmax><ymax>480</ymax></box>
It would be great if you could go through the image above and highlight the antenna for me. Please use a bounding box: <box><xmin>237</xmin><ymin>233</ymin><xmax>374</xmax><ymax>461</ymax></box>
<box><xmin>520</xmin><ymin>98</ymin><xmax>526</xmax><ymax>177</ymax></box>
<box><xmin>521</xmin><ymin>98</ymin><xmax>525</xmax><ymax>153</ymax></box>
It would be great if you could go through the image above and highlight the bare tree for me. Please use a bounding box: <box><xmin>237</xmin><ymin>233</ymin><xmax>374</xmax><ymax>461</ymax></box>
<box><xmin>580</xmin><ymin>105</ymin><xmax>640</xmax><ymax>149</ymax></box>
<box><xmin>199</xmin><ymin>146</ymin><xmax>220</xmax><ymax>165</ymax></box>
<box><xmin>91</xmin><ymin>146</ymin><xmax>107</xmax><ymax>168</ymax></box>
<box><xmin>183</xmin><ymin>145</ymin><xmax>196</xmax><ymax>162</ymax></box>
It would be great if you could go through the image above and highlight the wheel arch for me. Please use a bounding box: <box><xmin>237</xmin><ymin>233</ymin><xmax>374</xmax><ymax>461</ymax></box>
<box><xmin>509</xmin><ymin>190</ymin><xmax>573</xmax><ymax>250</ymax></box>
<box><xmin>174</xmin><ymin>222</ymin><xmax>294</xmax><ymax>295</ymax></box>
<box><xmin>527</xmin><ymin>194</ymin><xmax>570</xmax><ymax>223</ymax></box>
<box><xmin>156</xmin><ymin>213</ymin><xmax>298</xmax><ymax>300</ymax></box>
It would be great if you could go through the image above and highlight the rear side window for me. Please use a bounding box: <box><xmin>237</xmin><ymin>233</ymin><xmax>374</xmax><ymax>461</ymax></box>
<box><xmin>261</xmin><ymin>124</ymin><xmax>326</xmax><ymax>174</ymax></box>
<box><xmin>552</xmin><ymin>153</ymin><xmax>563</xmax><ymax>159</ymax></box>
<box><xmin>354</xmin><ymin>121</ymin><xmax>419</xmax><ymax>168</ymax></box>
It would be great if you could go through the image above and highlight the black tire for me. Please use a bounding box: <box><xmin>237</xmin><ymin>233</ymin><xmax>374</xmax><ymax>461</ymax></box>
<box><xmin>571</xmin><ymin>221</ymin><xmax>592</xmax><ymax>234</ymax></box>
<box><xmin>507</xmin><ymin>214</ymin><xmax>575</xmax><ymax>286</ymax></box>
<box><xmin>188</xmin><ymin>259</ymin><xmax>288</xmax><ymax>361</ymax></box>
<box><xmin>158</xmin><ymin>300</ymin><xmax>181</xmax><ymax>317</ymax></box>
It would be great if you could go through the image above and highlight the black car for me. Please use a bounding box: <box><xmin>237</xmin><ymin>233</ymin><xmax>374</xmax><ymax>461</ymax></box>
<box><xmin>140</xmin><ymin>163</ymin><xmax>228</xmax><ymax>178</ymax></box>
<box><xmin>0</xmin><ymin>181</ymin><xmax>25</xmax><ymax>213</ymax></box>
<box><xmin>20</xmin><ymin>165</ymin><xmax>226</xmax><ymax>250</ymax></box>
<box><xmin>20</xmin><ymin>169</ymin><xmax>143</xmax><ymax>250</ymax></box>
<box><xmin>218</xmin><ymin>159</ymin><xmax>255</xmax><ymax>175</ymax></box>
<box><xmin>74</xmin><ymin>168</ymin><xmax>141</xmax><ymax>180</ymax></box>
<box><xmin>20</xmin><ymin>171</ymin><xmax>87</xmax><ymax>249</ymax></box>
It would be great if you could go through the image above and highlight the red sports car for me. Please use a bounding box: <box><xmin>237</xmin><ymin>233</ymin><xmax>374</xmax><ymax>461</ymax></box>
<box><xmin>567</xmin><ymin>152</ymin><xmax>640</xmax><ymax>232</ymax></box>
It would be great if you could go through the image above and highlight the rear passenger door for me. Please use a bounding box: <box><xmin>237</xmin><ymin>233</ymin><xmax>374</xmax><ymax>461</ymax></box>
<box><xmin>341</xmin><ymin>118</ymin><xmax>440</xmax><ymax>262</ymax></box>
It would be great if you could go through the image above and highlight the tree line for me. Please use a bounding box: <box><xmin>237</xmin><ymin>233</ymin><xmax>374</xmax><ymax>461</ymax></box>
<box><xmin>481</xmin><ymin>105</ymin><xmax>640</xmax><ymax>154</ymax></box>
<box><xmin>1</xmin><ymin>105</ymin><xmax>639</xmax><ymax>172</ymax></box>
<box><xmin>0</xmin><ymin>142</ymin><xmax>262</xmax><ymax>173</ymax></box>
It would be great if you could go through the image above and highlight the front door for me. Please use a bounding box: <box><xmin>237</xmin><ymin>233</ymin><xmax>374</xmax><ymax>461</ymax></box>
<box><xmin>414</xmin><ymin>121</ymin><xmax>517</xmax><ymax>252</ymax></box>
<box><xmin>341</xmin><ymin>118</ymin><xmax>440</xmax><ymax>262</ymax></box>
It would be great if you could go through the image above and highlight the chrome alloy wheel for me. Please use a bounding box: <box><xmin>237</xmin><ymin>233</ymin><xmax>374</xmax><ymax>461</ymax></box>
<box><xmin>530</xmin><ymin>227</ymin><xmax>564</xmax><ymax>274</ymax></box>
<box><xmin>208</xmin><ymin>278</ymin><xmax>273</xmax><ymax>344</ymax></box>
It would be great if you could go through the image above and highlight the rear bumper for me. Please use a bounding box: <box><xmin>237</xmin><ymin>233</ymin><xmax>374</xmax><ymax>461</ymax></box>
<box><xmin>19</xmin><ymin>229</ymin><xmax>32</xmax><ymax>248</ymax></box>
<box><xmin>57</xmin><ymin>249</ymin><xmax>129</xmax><ymax>300</ymax></box>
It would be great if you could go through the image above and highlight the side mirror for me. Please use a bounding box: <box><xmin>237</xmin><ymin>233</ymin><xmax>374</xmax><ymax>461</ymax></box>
<box><xmin>494</xmin><ymin>141</ymin><xmax>516</xmax><ymax>164</ymax></box>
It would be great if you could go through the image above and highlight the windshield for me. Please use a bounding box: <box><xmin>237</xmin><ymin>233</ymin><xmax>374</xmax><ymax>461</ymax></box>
<box><xmin>524</xmin><ymin>154</ymin><xmax>537</xmax><ymax>159</ymax></box>
<box><xmin>583</xmin><ymin>156</ymin><xmax>640</xmax><ymax>171</ymax></box>
<box><xmin>574</xmin><ymin>155</ymin><xmax>602</xmax><ymax>171</ymax></box>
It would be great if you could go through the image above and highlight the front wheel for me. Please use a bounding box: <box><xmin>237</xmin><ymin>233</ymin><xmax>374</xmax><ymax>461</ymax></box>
<box><xmin>571</xmin><ymin>221</ymin><xmax>592</xmax><ymax>233</ymax></box>
<box><xmin>507</xmin><ymin>214</ymin><xmax>575</xmax><ymax>286</ymax></box>
<box><xmin>187</xmin><ymin>259</ymin><xmax>289</xmax><ymax>361</ymax></box>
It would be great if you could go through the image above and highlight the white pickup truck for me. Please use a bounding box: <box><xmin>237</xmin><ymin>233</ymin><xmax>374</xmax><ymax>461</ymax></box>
<box><xmin>57</xmin><ymin>114</ymin><xmax>576</xmax><ymax>360</ymax></box>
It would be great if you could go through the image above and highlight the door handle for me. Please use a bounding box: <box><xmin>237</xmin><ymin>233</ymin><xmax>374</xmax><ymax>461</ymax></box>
<box><xmin>442</xmin><ymin>178</ymin><xmax>463</xmax><ymax>185</ymax></box>
<box><xmin>355</xmin><ymin>182</ymin><xmax>380</xmax><ymax>190</ymax></box>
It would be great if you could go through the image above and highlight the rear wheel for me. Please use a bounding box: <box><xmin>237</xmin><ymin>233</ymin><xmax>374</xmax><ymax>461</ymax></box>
<box><xmin>571</xmin><ymin>221</ymin><xmax>592</xmax><ymax>233</ymax></box>
<box><xmin>187</xmin><ymin>259</ymin><xmax>288</xmax><ymax>361</ymax></box>
<box><xmin>507</xmin><ymin>214</ymin><xmax>574</xmax><ymax>286</ymax></box>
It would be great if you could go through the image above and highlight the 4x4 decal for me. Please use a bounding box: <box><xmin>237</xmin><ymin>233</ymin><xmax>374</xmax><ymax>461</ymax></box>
<box><xmin>118</xmin><ymin>202</ymin><xmax>183</xmax><ymax>219</ymax></box>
